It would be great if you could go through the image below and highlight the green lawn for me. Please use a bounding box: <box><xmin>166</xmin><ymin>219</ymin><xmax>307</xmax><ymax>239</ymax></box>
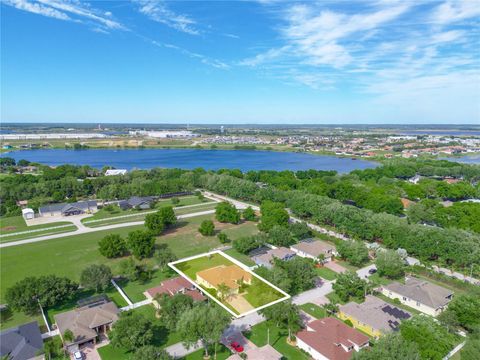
<box><xmin>174</xmin><ymin>202</ymin><xmax>217</xmax><ymax>215</ymax></box>
<box><xmin>175</xmin><ymin>253</ymin><xmax>232</xmax><ymax>279</ymax></box>
<box><xmin>315</xmin><ymin>266</ymin><xmax>338</xmax><ymax>280</ymax></box>
<box><xmin>223</xmin><ymin>248</ymin><xmax>256</xmax><ymax>267</ymax></box>
<box><xmin>97</xmin><ymin>304</ymin><xmax>182</xmax><ymax>360</ymax></box>
<box><xmin>182</xmin><ymin>344</ymin><xmax>232</xmax><ymax>360</ymax></box>
<box><xmin>325</xmin><ymin>292</ymin><xmax>348</xmax><ymax>305</ymax></box>
<box><xmin>221</xmin><ymin>221</ymin><xmax>258</xmax><ymax>239</ymax></box>
<box><xmin>299</xmin><ymin>303</ymin><xmax>327</xmax><ymax>319</ymax></box>
<box><xmin>368</xmin><ymin>273</ymin><xmax>394</xmax><ymax>287</ymax></box>
<box><xmin>117</xmin><ymin>269</ymin><xmax>176</xmax><ymax>303</ymax></box>
<box><xmin>242</xmin><ymin>278</ymin><xmax>285</xmax><ymax>308</ymax></box>
<box><xmin>0</xmin><ymin>308</ymin><xmax>45</xmax><ymax>331</ymax></box>
<box><xmin>244</xmin><ymin>321</ymin><xmax>310</xmax><ymax>360</ymax></box>
<box><xmin>0</xmin><ymin>215</ymin><xmax>72</xmax><ymax>233</ymax></box>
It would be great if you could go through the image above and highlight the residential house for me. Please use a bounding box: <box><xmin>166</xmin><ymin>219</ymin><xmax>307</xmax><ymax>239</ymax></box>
<box><xmin>105</xmin><ymin>169</ymin><xmax>127</xmax><ymax>176</ymax></box>
<box><xmin>39</xmin><ymin>200</ymin><xmax>98</xmax><ymax>217</ymax></box>
<box><xmin>291</xmin><ymin>240</ymin><xmax>337</xmax><ymax>262</ymax></box>
<box><xmin>251</xmin><ymin>247</ymin><xmax>296</xmax><ymax>268</ymax></box>
<box><xmin>118</xmin><ymin>196</ymin><xmax>155</xmax><ymax>210</ymax></box>
<box><xmin>338</xmin><ymin>295</ymin><xmax>411</xmax><ymax>338</ymax></box>
<box><xmin>227</xmin><ymin>345</ymin><xmax>282</xmax><ymax>360</ymax></box>
<box><xmin>296</xmin><ymin>317</ymin><xmax>369</xmax><ymax>360</ymax></box>
<box><xmin>196</xmin><ymin>265</ymin><xmax>252</xmax><ymax>296</ymax></box>
<box><xmin>54</xmin><ymin>300</ymin><xmax>119</xmax><ymax>352</ymax></box>
<box><xmin>0</xmin><ymin>321</ymin><xmax>43</xmax><ymax>360</ymax></box>
<box><xmin>21</xmin><ymin>208</ymin><xmax>34</xmax><ymax>220</ymax></box>
<box><xmin>144</xmin><ymin>276</ymin><xmax>206</xmax><ymax>306</ymax></box>
<box><xmin>380</xmin><ymin>277</ymin><xmax>454</xmax><ymax>316</ymax></box>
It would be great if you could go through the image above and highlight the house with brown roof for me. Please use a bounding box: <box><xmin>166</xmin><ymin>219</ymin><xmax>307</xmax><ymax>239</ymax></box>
<box><xmin>381</xmin><ymin>277</ymin><xmax>454</xmax><ymax>316</ymax></box>
<box><xmin>296</xmin><ymin>317</ymin><xmax>369</xmax><ymax>360</ymax></box>
<box><xmin>338</xmin><ymin>295</ymin><xmax>411</xmax><ymax>338</ymax></box>
<box><xmin>196</xmin><ymin>265</ymin><xmax>252</xmax><ymax>296</ymax></box>
<box><xmin>144</xmin><ymin>276</ymin><xmax>206</xmax><ymax>304</ymax></box>
<box><xmin>54</xmin><ymin>300</ymin><xmax>119</xmax><ymax>352</ymax></box>
<box><xmin>291</xmin><ymin>240</ymin><xmax>337</xmax><ymax>262</ymax></box>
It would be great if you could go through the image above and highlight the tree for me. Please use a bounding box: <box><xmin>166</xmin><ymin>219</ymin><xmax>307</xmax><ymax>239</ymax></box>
<box><xmin>198</xmin><ymin>220</ymin><xmax>215</xmax><ymax>236</ymax></box>
<box><xmin>110</xmin><ymin>311</ymin><xmax>154</xmax><ymax>351</ymax></box>
<box><xmin>259</xmin><ymin>201</ymin><xmax>289</xmax><ymax>231</ymax></box>
<box><xmin>337</xmin><ymin>240</ymin><xmax>369</xmax><ymax>266</ymax></box>
<box><xmin>132</xmin><ymin>346</ymin><xmax>172</xmax><ymax>360</ymax></box>
<box><xmin>63</xmin><ymin>329</ymin><xmax>74</xmax><ymax>343</ymax></box>
<box><xmin>243</xmin><ymin>206</ymin><xmax>256</xmax><ymax>221</ymax></box>
<box><xmin>268</xmin><ymin>225</ymin><xmax>295</xmax><ymax>247</ymax></box>
<box><xmin>232</xmin><ymin>234</ymin><xmax>265</xmax><ymax>254</ymax></box>
<box><xmin>157</xmin><ymin>206</ymin><xmax>177</xmax><ymax>228</ymax></box>
<box><xmin>288</xmin><ymin>222</ymin><xmax>312</xmax><ymax>241</ymax></box>
<box><xmin>80</xmin><ymin>264</ymin><xmax>112</xmax><ymax>292</ymax></box>
<box><xmin>157</xmin><ymin>293</ymin><xmax>194</xmax><ymax>331</ymax></box>
<box><xmin>400</xmin><ymin>315</ymin><xmax>456</xmax><ymax>360</ymax></box>
<box><xmin>145</xmin><ymin>212</ymin><xmax>165</xmax><ymax>235</ymax></box>
<box><xmin>215</xmin><ymin>202</ymin><xmax>240</xmax><ymax>224</ymax></box>
<box><xmin>5</xmin><ymin>276</ymin><xmax>78</xmax><ymax>315</ymax></box>
<box><xmin>119</xmin><ymin>257</ymin><xmax>139</xmax><ymax>281</ymax></box>
<box><xmin>462</xmin><ymin>330</ymin><xmax>480</xmax><ymax>360</ymax></box>
<box><xmin>127</xmin><ymin>230</ymin><xmax>155</xmax><ymax>259</ymax></box>
<box><xmin>154</xmin><ymin>244</ymin><xmax>177</xmax><ymax>271</ymax></box>
<box><xmin>171</xmin><ymin>197</ymin><xmax>180</xmax><ymax>205</ymax></box>
<box><xmin>217</xmin><ymin>232</ymin><xmax>230</xmax><ymax>244</ymax></box>
<box><xmin>332</xmin><ymin>271</ymin><xmax>368</xmax><ymax>302</ymax></box>
<box><xmin>353</xmin><ymin>333</ymin><xmax>420</xmax><ymax>360</ymax></box>
<box><xmin>176</xmin><ymin>304</ymin><xmax>231</xmax><ymax>359</ymax></box>
<box><xmin>375</xmin><ymin>250</ymin><xmax>405</xmax><ymax>279</ymax></box>
<box><xmin>275</xmin><ymin>257</ymin><xmax>317</xmax><ymax>294</ymax></box>
<box><xmin>98</xmin><ymin>234</ymin><xmax>127</xmax><ymax>258</ymax></box>
<box><xmin>260</xmin><ymin>301</ymin><xmax>302</xmax><ymax>340</ymax></box>
<box><xmin>442</xmin><ymin>294</ymin><xmax>480</xmax><ymax>331</ymax></box>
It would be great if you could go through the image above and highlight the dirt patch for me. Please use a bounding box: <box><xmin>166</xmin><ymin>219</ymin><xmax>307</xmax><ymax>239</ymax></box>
<box><xmin>1</xmin><ymin>226</ymin><xmax>17</xmax><ymax>232</ymax></box>
<box><xmin>226</xmin><ymin>293</ymin><xmax>255</xmax><ymax>314</ymax></box>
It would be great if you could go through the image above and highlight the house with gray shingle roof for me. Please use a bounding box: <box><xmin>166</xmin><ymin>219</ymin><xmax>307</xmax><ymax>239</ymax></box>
<box><xmin>0</xmin><ymin>321</ymin><xmax>43</xmax><ymax>360</ymax></box>
<box><xmin>39</xmin><ymin>200</ymin><xmax>97</xmax><ymax>217</ymax></box>
<box><xmin>338</xmin><ymin>295</ymin><xmax>411</xmax><ymax>338</ymax></box>
<box><xmin>290</xmin><ymin>239</ymin><xmax>337</xmax><ymax>262</ymax></box>
<box><xmin>381</xmin><ymin>277</ymin><xmax>453</xmax><ymax>316</ymax></box>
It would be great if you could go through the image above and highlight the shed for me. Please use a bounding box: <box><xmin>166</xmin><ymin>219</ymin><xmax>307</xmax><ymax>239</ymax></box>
<box><xmin>21</xmin><ymin>208</ymin><xmax>34</xmax><ymax>220</ymax></box>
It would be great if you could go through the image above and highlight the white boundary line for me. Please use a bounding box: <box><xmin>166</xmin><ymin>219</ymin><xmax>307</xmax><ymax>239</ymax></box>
<box><xmin>168</xmin><ymin>250</ymin><xmax>290</xmax><ymax>318</ymax></box>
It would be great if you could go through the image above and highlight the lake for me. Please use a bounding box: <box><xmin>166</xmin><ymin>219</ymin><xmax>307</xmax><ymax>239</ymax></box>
<box><xmin>3</xmin><ymin>149</ymin><xmax>378</xmax><ymax>172</ymax></box>
<box><xmin>442</xmin><ymin>154</ymin><xmax>480</xmax><ymax>164</ymax></box>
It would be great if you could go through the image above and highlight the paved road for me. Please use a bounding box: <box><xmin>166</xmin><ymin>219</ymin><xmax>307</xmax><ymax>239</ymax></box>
<box><xmin>292</xmin><ymin>281</ymin><xmax>334</xmax><ymax>305</ymax></box>
<box><xmin>0</xmin><ymin>209</ymin><xmax>215</xmax><ymax>249</ymax></box>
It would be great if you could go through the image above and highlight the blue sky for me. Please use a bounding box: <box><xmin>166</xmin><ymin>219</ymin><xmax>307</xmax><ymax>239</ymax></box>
<box><xmin>1</xmin><ymin>0</ymin><xmax>479</xmax><ymax>124</ymax></box>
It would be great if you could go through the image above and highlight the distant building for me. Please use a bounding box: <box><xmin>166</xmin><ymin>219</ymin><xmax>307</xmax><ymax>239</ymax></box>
<box><xmin>0</xmin><ymin>321</ymin><xmax>43</xmax><ymax>360</ymax></box>
<box><xmin>338</xmin><ymin>295</ymin><xmax>411</xmax><ymax>338</ymax></box>
<box><xmin>54</xmin><ymin>300</ymin><xmax>119</xmax><ymax>352</ymax></box>
<box><xmin>291</xmin><ymin>240</ymin><xmax>337</xmax><ymax>262</ymax></box>
<box><xmin>21</xmin><ymin>208</ymin><xmax>34</xmax><ymax>220</ymax></box>
<box><xmin>118</xmin><ymin>196</ymin><xmax>155</xmax><ymax>210</ymax></box>
<box><xmin>39</xmin><ymin>200</ymin><xmax>98</xmax><ymax>217</ymax></box>
<box><xmin>381</xmin><ymin>277</ymin><xmax>453</xmax><ymax>316</ymax></box>
<box><xmin>144</xmin><ymin>276</ymin><xmax>206</xmax><ymax>305</ymax></box>
<box><xmin>296</xmin><ymin>317</ymin><xmax>369</xmax><ymax>360</ymax></box>
<box><xmin>105</xmin><ymin>169</ymin><xmax>127</xmax><ymax>176</ymax></box>
<box><xmin>251</xmin><ymin>247</ymin><xmax>296</xmax><ymax>268</ymax></box>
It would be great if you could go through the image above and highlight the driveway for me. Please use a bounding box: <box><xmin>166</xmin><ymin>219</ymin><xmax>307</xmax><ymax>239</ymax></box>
<box><xmin>356</xmin><ymin>264</ymin><xmax>377</xmax><ymax>280</ymax></box>
<box><xmin>324</xmin><ymin>261</ymin><xmax>347</xmax><ymax>274</ymax></box>
<box><xmin>227</xmin><ymin>294</ymin><xmax>255</xmax><ymax>314</ymax></box>
<box><xmin>71</xmin><ymin>343</ymin><xmax>101</xmax><ymax>360</ymax></box>
<box><xmin>292</xmin><ymin>281</ymin><xmax>334</xmax><ymax>305</ymax></box>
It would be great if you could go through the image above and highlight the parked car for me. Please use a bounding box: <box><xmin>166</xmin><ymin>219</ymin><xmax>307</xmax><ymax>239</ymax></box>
<box><xmin>73</xmin><ymin>351</ymin><xmax>83</xmax><ymax>360</ymax></box>
<box><xmin>368</xmin><ymin>268</ymin><xmax>377</xmax><ymax>274</ymax></box>
<box><xmin>230</xmin><ymin>341</ymin><xmax>244</xmax><ymax>353</ymax></box>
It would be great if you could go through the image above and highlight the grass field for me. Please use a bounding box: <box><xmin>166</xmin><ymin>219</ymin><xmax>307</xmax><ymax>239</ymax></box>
<box><xmin>97</xmin><ymin>304</ymin><xmax>183</xmax><ymax>360</ymax></box>
<box><xmin>0</xmin><ymin>225</ymin><xmax>78</xmax><ymax>243</ymax></box>
<box><xmin>299</xmin><ymin>303</ymin><xmax>327</xmax><ymax>319</ymax></box>
<box><xmin>223</xmin><ymin>248</ymin><xmax>256</xmax><ymax>267</ymax></box>
<box><xmin>315</xmin><ymin>266</ymin><xmax>338</xmax><ymax>280</ymax></box>
<box><xmin>244</xmin><ymin>321</ymin><xmax>310</xmax><ymax>360</ymax></box>
<box><xmin>0</xmin><ymin>215</ymin><xmax>72</xmax><ymax>233</ymax></box>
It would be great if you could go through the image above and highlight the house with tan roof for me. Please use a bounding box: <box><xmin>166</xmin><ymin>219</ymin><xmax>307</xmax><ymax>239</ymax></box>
<box><xmin>380</xmin><ymin>277</ymin><xmax>453</xmax><ymax>316</ymax></box>
<box><xmin>291</xmin><ymin>240</ymin><xmax>337</xmax><ymax>262</ymax></box>
<box><xmin>251</xmin><ymin>247</ymin><xmax>296</xmax><ymax>268</ymax></box>
<box><xmin>338</xmin><ymin>295</ymin><xmax>411</xmax><ymax>338</ymax></box>
<box><xmin>54</xmin><ymin>300</ymin><xmax>119</xmax><ymax>352</ymax></box>
<box><xmin>196</xmin><ymin>265</ymin><xmax>252</xmax><ymax>296</ymax></box>
<box><xmin>144</xmin><ymin>276</ymin><xmax>206</xmax><ymax>305</ymax></box>
<box><xmin>296</xmin><ymin>317</ymin><xmax>369</xmax><ymax>360</ymax></box>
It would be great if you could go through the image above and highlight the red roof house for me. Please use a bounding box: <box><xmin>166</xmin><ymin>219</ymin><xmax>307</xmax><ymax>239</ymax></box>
<box><xmin>144</xmin><ymin>276</ymin><xmax>206</xmax><ymax>302</ymax></box>
<box><xmin>296</xmin><ymin>317</ymin><xmax>369</xmax><ymax>360</ymax></box>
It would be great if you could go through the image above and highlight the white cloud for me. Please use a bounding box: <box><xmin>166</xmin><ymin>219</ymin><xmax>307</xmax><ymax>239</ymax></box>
<box><xmin>432</xmin><ymin>0</ymin><xmax>480</xmax><ymax>24</ymax></box>
<box><xmin>136</xmin><ymin>0</ymin><xmax>199</xmax><ymax>35</ymax></box>
<box><xmin>4</xmin><ymin>0</ymin><xmax>71</xmax><ymax>21</ymax></box>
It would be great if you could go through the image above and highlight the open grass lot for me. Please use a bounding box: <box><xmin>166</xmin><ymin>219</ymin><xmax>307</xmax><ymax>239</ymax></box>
<box><xmin>299</xmin><ymin>303</ymin><xmax>327</xmax><ymax>319</ymax></box>
<box><xmin>244</xmin><ymin>321</ymin><xmax>310</xmax><ymax>360</ymax></box>
<box><xmin>0</xmin><ymin>308</ymin><xmax>45</xmax><ymax>331</ymax></box>
<box><xmin>315</xmin><ymin>266</ymin><xmax>338</xmax><ymax>280</ymax></box>
<box><xmin>173</xmin><ymin>202</ymin><xmax>217</xmax><ymax>215</ymax></box>
<box><xmin>174</xmin><ymin>252</ymin><xmax>285</xmax><ymax>314</ymax></box>
<box><xmin>97</xmin><ymin>304</ymin><xmax>183</xmax><ymax>360</ymax></box>
<box><xmin>0</xmin><ymin>215</ymin><xmax>72</xmax><ymax>233</ymax></box>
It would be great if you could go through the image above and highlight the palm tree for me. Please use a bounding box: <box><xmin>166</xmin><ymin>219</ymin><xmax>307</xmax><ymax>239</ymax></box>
<box><xmin>217</xmin><ymin>283</ymin><xmax>230</xmax><ymax>301</ymax></box>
